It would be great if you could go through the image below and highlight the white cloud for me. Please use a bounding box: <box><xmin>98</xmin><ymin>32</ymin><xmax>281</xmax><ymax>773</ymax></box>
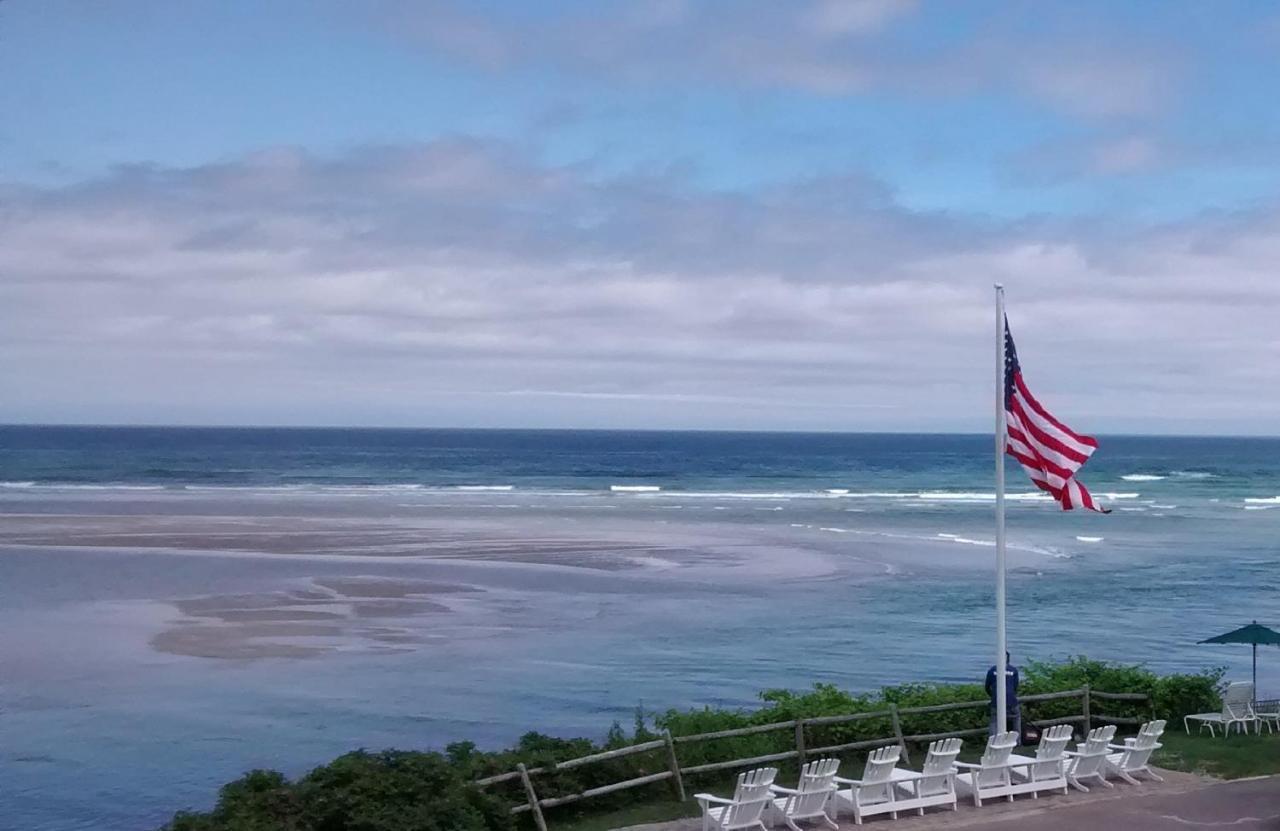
<box><xmin>1</xmin><ymin>140</ymin><xmax>1277</xmax><ymax>431</ymax></box>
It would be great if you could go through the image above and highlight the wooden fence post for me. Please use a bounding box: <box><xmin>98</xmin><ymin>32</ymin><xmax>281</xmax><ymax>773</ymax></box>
<box><xmin>518</xmin><ymin>763</ymin><xmax>548</xmax><ymax>831</ymax></box>
<box><xmin>1081</xmin><ymin>684</ymin><xmax>1091</xmax><ymax>738</ymax></box>
<box><xmin>889</xmin><ymin>704</ymin><xmax>910</xmax><ymax>765</ymax></box>
<box><xmin>795</xmin><ymin>719</ymin><xmax>807</xmax><ymax>766</ymax></box>
<box><xmin>663</xmin><ymin>730</ymin><xmax>686</xmax><ymax>802</ymax></box>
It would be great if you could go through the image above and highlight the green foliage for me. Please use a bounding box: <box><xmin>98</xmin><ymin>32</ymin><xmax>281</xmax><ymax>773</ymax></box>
<box><xmin>164</xmin><ymin>658</ymin><xmax>1225</xmax><ymax>831</ymax></box>
<box><xmin>162</xmin><ymin>752</ymin><xmax>511</xmax><ymax>831</ymax></box>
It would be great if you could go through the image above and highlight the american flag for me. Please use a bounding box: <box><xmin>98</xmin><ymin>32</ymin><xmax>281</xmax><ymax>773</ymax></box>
<box><xmin>1004</xmin><ymin>320</ymin><xmax>1108</xmax><ymax>513</ymax></box>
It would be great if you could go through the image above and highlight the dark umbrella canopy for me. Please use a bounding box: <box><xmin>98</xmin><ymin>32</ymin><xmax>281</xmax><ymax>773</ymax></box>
<box><xmin>1199</xmin><ymin>621</ymin><xmax>1280</xmax><ymax>697</ymax></box>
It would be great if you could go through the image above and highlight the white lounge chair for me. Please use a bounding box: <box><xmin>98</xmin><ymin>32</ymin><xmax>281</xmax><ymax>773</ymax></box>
<box><xmin>696</xmin><ymin>767</ymin><xmax>776</xmax><ymax>831</ymax></box>
<box><xmin>953</xmin><ymin>731</ymin><xmax>1019</xmax><ymax>807</ymax></box>
<box><xmin>1063</xmin><ymin>725</ymin><xmax>1115</xmax><ymax>792</ymax></box>
<box><xmin>1006</xmin><ymin>724</ymin><xmax>1072</xmax><ymax>799</ymax></box>
<box><xmin>1184</xmin><ymin>682</ymin><xmax>1257</xmax><ymax>737</ymax></box>
<box><xmin>832</xmin><ymin>745</ymin><xmax>903</xmax><ymax>824</ymax></box>
<box><xmin>1248</xmin><ymin>701</ymin><xmax>1279</xmax><ymax>734</ymax></box>
<box><xmin>768</xmin><ymin>758</ymin><xmax>839</xmax><ymax>831</ymax></box>
<box><xmin>1105</xmin><ymin>720</ymin><xmax>1166</xmax><ymax>785</ymax></box>
<box><xmin>890</xmin><ymin>738</ymin><xmax>962</xmax><ymax>816</ymax></box>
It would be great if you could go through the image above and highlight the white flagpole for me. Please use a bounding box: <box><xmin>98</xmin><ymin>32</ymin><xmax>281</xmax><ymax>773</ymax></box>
<box><xmin>994</xmin><ymin>284</ymin><xmax>1008</xmax><ymax>735</ymax></box>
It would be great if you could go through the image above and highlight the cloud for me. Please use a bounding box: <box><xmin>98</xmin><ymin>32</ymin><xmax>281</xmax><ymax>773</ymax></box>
<box><xmin>1</xmin><ymin>139</ymin><xmax>1277</xmax><ymax>430</ymax></box>
<box><xmin>362</xmin><ymin>1</ymin><xmax>1181</xmax><ymax>116</ymax></box>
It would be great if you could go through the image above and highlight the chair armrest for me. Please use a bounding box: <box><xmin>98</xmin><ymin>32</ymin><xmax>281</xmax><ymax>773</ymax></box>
<box><xmin>769</xmin><ymin>785</ymin><xmax>799</xmax><ymax>796</ymax></box>
<box><xmin>833</xmin><ymin>776</ymin><xmax>864</xmax><ymax>786</ymax></box>
<box><xmin>953</xmin><ymin>761</ymin><xmax>979</xmax><ymax>769</ymax></box>
<box><xmin>695</xmin><ymin>794</ymin><xmax>734</xmax><ymax>805</ymax></box>
<box><xmin>1107</xmin><ymin>744</ymin><xmax>1129</xmax><ymax>751</ymax></box>
<box><xmin>1062</xmin><ymin>750</ymin><xmax>1081</xmax><ymax>757</ymax></box>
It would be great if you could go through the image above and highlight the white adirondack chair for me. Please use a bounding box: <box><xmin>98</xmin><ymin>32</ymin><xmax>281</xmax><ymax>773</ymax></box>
<box><xmin>1105</xmin><ymin>720</ymin><xmax>1166</xmax><ymax>785</ymax></box>
<box><xmin>768</xmin><ymin>758</ymin><xmax>839</xmax><ymax>831</ymax></box>
<box><xmin>890</xmin><ymin>738</ymin><xmax>962</xmax><ymax>816</ymax></box>
<box><xmin>832</xmin><ymin>744</ymin><xmax>903</xmax><ymax>824</ymax></box>
<box><xmin>953</xmin><ymin>731</ymin><xmax>1019</xmax><ymax>806</ymax></box>
<box><xmin>1006</xmin><ymin>724</ymin><xmax>1072</xmax><ymax>798</ymax></box>
<box><xmin>1184</xmin><ymin>682</ymin><xmax>1257</xmax><ymax>737</ymax></box>
<box><xmin>1063</xmin><ymin>725</ymin><xmax>1115</xmax><ymax>792</ymax></box>
<box><xmin>696</xmin><ymin>767</ymin><xmax>777</xmax><ymax>831</ymax></box>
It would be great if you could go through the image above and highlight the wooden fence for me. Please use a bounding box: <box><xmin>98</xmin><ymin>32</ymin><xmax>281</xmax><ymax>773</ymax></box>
<box><xmin>474</xmin><ymin>684</ymin><xmax>1154</xmax><ymax>831</ymax></box>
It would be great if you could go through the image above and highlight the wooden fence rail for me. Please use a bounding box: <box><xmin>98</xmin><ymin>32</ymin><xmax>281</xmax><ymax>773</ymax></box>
<box><xmin>476</xmin><ymin>685</ymin><xmax>1152</xmax><ymax>824</ymax></box>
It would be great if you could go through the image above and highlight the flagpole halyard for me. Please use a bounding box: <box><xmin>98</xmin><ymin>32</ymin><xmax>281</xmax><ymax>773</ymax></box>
<box><xmin>995</xmin><ymin>284</ymin><xmax>1008</xmax><ymax>736</ymax></box>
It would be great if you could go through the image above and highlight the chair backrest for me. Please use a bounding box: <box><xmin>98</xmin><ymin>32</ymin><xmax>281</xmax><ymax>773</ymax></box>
<box><xmin>917</xmin><ymin>738</ymin><xmax>962</xmax><ymax>796</ymax></box>
<box><xmin>976</xmin><ymin>731</ymin><xmax>1017</xmax><ymax>787</ymax></box>
<box><xmin>1130</xmin><ymin>720</ymin><xmax>1165</xmax><ymax>751</ymax></box>
<box><xmin>1034</xmin><ymin>724</ymin><xmax>1072</xmax><ymax>760</ymax></box>
<box><xmin>797</xmin><ymin>757</ymin><xmax>840</xmax><ymax>792</ymax></box>
<box><xmin>1080</xmin><ymin>725</ymin><xmax>1115</xmax><ymax>756</ymax></box>
<box><xmin>733</xmin><ymin>767</ymin><xmax>777</xmax><ymax>800</ymax></box>
<box><xmin>1224</xmin><ymin>682</ymin><xmax>1254</xmax><ymax>715</ymax></box>
<box><xmin>859</xmin><ymin>745</ymin><xmax>901</xmax><ymax>785</ymax></box>
<box><xmin>922</xmin><ymin>738</ymin><xmax>963</xmax><ymax>775</ymax></box>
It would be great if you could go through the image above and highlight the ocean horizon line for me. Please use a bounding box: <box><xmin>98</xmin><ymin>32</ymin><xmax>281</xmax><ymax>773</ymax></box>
<box><xmin>3</xmin><ymin>422</ymin><xmax>1279</xmax><ymax>441</ymax></box>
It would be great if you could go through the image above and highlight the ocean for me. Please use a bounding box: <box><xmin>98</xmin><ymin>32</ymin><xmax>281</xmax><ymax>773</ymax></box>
<box><xmin>1</xmin><ymin>426</ymin><xmax>1277</xmax><ymax>830</ymax></box>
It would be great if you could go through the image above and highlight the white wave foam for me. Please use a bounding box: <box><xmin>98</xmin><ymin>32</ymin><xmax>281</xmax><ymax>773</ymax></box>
<box><xmin>917</xmin><ymin>491</ymin><xmax>1053</xmax><ymax>502</ymax></box>
<box><xmin>1097</xmin><ymin>493</ymin><xmax>1140</xmax><ymax>500</ymax></box>
<box><xmin>1244</xmin><ymin>496</ymin><xmax>1280</xmax><ymax>504</ymax></box>
<box><xmin>610</xmin><ymin>485</ymin><xmax>661</xmax><ymax>493</ymax></box>
<box><xmin>1244</xmin><ymin>505</ymin><xmax>1278</xmax><ymax>511</ymax></box>
<box><xmin>669</xmin><ymin>491</ymin><xmax>802</xmax><ymax>499</ymax></box>
<box><xmin>1075</xmin><ymin>536</ymin><xmax>1104</xmax><ymax>543</ymax></box>
<box><xmin>57</xmin><ymin>484</ymin><xmax>166</xmax><ymax>491</ymax></box>
<box><xmin>0</xmin><ymin>481</ymin><xmax>36</xmax><ymax>488</ymax></box>
<box><xmin>1117</xmin><ymin>507</ymin><xmax>1146</xmax><ymax>512</ymax></box>
<box><xmin>1121</xmin><ymin>474</ymin><xmax>1165</xmax><ymax>482</ymax></box>
<box><xmin>1172</xmin><ymin>471</ymin><xmax>1215</xmax><ymax>479</ymax></box>
<box><xmin>456</xmin><ymin>485</ymin><xmax>514</xmax><ymax>492</ymax></box>
<box><xmin>1149</xmin><ymin>504</ymin><xmax>1176</xmax><ymax>510</ymax></box>
<box><xmin>825</xmin><ymin>488</ymin><xmax>850</xmax><ymax>495</ymax></box>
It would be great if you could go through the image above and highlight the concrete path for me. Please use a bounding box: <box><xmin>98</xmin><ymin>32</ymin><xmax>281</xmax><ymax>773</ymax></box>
<box><xmin>618</xmin><ymin>770</ymin><xmax>1280</xmax><ymax>831</ymax></box>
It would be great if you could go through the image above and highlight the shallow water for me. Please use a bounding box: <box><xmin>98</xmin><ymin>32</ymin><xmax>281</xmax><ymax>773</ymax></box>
<box><xmin>0</xmin><ymin>428</ymin><xmax>1277</xmax><ymax>830</ymax></box>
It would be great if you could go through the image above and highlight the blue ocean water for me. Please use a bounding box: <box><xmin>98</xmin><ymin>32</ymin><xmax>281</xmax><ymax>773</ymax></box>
<box><xmin>0</xmin><ymin>427</ymin><xmax>1277</xmax><ymax>830</ymax></box>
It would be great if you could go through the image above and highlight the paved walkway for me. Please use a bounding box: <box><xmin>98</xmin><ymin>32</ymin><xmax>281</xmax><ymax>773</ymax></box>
<box><xmin>620</xmin><ymin>770</ymin><xmax>1280</xmax><ymax>831</ymax></box>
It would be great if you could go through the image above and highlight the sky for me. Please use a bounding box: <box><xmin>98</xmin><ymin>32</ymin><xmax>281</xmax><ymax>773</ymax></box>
<box><xmin>3</xmin><ymin>1</ymin><xmax>1280</xmax><ymax>433</ymax></box>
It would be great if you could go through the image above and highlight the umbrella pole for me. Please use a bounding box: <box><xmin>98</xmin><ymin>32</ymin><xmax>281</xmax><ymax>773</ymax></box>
<box><xmin>1253</xmin><ymin>642</ymin><xmax>1257</xmax><ymax>701</ymax></box>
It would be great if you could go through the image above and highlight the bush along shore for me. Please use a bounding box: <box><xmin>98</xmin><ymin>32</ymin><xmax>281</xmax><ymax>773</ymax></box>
<box><xmin>164</xmin><ymin>657</ymin><xmax>1223</xmax><ymax>831</ymax></box>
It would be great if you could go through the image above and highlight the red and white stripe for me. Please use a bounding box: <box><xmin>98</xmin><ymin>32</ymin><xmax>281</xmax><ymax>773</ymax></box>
<box><xmin>1005</xmin><ymin>357</ymin><xmax>1107</xmax><ymax>512</ymax></box>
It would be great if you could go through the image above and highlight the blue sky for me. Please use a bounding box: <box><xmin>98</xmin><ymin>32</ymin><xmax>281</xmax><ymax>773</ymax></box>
<box><xmin>3</xmin><ymin>1</ymin><xmax>1280</xmax><ymax>431</ymax></box>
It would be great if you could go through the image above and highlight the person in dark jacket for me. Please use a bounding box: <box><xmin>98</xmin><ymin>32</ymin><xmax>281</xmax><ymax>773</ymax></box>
<box><xmin>986</xmin><ymin>651</ymin><xmax>1021</xmax><ymax>738</ymax></box>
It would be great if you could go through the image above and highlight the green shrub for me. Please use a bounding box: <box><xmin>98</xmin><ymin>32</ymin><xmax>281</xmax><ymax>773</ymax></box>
<box><xmin>164</xmin><ymin>659</ymin><xmax>1225</xmax><ymax>830</ymax></box>
<box><xmin>162</xmin><ymin>752</ymin><xmax>510</xmax><ymax>831</ymax></box>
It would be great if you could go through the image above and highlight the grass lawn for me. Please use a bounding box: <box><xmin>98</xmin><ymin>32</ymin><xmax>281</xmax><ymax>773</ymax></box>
<box><xmin>1153</xmin><ymin>729</ymin><xmax>1280</xmax><ymax>779</ymax></box>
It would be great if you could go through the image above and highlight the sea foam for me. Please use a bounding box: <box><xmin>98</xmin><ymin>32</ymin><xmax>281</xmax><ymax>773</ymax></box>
<box><xmin>1121</xmin><ymin>474</ymin><xmax>1165</xmax><ymax>482</ymax></box>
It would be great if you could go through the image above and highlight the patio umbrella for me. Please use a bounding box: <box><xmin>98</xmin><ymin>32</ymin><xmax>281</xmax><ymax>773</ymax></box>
<box><xmin>1199</xmin><ymin>620</ymin><xmax>1280</xmax><ymax>698</ymax></box>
